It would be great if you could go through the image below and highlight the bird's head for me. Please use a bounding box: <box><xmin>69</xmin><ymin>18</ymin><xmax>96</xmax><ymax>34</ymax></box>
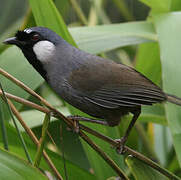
<box><xmin>3</xmin><ymin>27</ymin><xmax>65</xmax><ymax>79</ymax></box>
<box><xmin>3</xmin><ymin>27</ymin><xmax>62</xmax><ymax>63</ymax></box>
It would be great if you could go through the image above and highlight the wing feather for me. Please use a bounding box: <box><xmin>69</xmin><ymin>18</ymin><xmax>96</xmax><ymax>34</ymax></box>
<box><xmin>85</xmin><ymin>86</ymin><xmax>166</xmax><ymax>109</ymax></box>
<box><xmin>69</xmin><ymin>59</ymin><xmax>166</xmax><ymax>109</ymax></box>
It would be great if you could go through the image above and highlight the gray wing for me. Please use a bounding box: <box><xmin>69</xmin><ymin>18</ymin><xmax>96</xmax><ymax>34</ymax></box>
<box><xmin>69</xmin><ymin>58</ymin><xmax>166</xmax><ymax>109</ymax></box>
<box><xmin>84</xmin><ymin>85</ymin><xmax>166</xmax><ymax>109</ymax></box>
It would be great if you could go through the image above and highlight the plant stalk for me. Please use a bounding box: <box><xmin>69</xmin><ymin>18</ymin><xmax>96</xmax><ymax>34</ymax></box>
<box><xmin>34</xmin><ymin>113</ymin><xmax>50</xmax><ymax>167</ymax></box>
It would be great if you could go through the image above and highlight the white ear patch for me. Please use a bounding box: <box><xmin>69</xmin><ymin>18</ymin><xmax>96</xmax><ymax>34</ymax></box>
<box><xmin>33</xmin><ymin>41</ymin><xmax>55</xmax><ymax>63</ymax></box>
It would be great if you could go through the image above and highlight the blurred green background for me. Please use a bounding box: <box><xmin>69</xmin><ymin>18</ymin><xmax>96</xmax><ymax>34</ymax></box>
<box><xmin>0</xmin><ymin>0</ymin><xmax>181</xmax><ymax>180</ymax></box>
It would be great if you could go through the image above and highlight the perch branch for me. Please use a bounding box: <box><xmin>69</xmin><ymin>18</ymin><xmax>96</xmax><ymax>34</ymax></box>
<box><xmin>0</xmin><ymin>68</ymin><xmax>127</xmax><ymax>178</ymax></box>
<box><xmin>8</xmin><ymin>100</ymin><xmax>63</xmax><ymax>180</ymax></box>
<box><xmin>0</xmin><ymin>68</ymin><xmax>179</xmax><ymax>180</ymax></box>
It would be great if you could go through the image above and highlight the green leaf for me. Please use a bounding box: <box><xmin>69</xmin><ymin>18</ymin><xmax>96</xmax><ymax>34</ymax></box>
<box><xmin>69</xmin><ymin>21</ymin><xmax>157</xmax><ymax>54</ymax></box>
<box><xmin>171</xmin><ymin>0</ymin><xmax>181</xmax><ymax>11</ymax></box>
<box><xmin>9</xmin><ymin>107</ymin><xmax>91</xmax><ymax>172</ymax></box>
<box><xmin>136</xmin><ymin>42</ymin><xmax>161</xmax><ymax>85</ymax></box>
<box><xmin>135</xmin><ymin>42</ymin><xmax>166</xmax><ymax>124</ymax></box>
<box><xmin>125</xmin><ymin>113</ymin><xmax>166</xmax><ymax>125</ymax></box>
<box><xmin>154</xmin><ymin>125</ymin><xmax>172</xmax><ymax>165</ymax></box>
<box><xmin>154</xmin><ymin>12</ymin><xmax>181</xmax><ymax>166</ymax></box>
<box><xmin>0</xmin><ymin>46</ymin><xmax>43</xmax><ymax>112</ymax></box>
<box><xmin>65</xmin><ymin>105</ymin><xmax>125</xmax><ymax>179</ymax></box>
<box><xmin>0</xmin><ymin>17</ymin><xmax>24</xmax><ymax>53</ymax></box>
<box><xmin>12</xmin><ymin>108</ymin><xmax>69</xmax><ymax>131</ymax></box>
<box><xmin>139</xmin><ymin>0</ymin><xmax>171</xmax><ymax>12</ymax></box>
<box><xmin>33</xmin><ymin>120</ymin><xmax>92</xmax><ymax>172</ymax></box>
<box><xmin>0</xmin><ymin>148</ymin><xmax>47</xmax><ymax>180</ymax></box>
<box><xmin>0</xmin><ymin>123</ymin><xmax>95</xmax><ymax>180</ymax></box>
<box><xmin>80</xmin><ymin>123</ymin><xmax>125</xmax><ymax>179</ymax></box>
<box><xmin>0</xmin><ymin>0</ymin><xmax>28</xmax><ymax>33</ymax></box>
<box><xmin>126</xmin><ymin>156</ymin><xmax>169</xmax><ymax>180</ymax></box>
<box><xmin>28</xmin><ymin>0</ymin><xmax>76</xmax><ymax>46</ymax></box>
<box><xmin>43</xmin><ymin>148</ymin><xmax>96</xmax><ymax>180</ymax></box>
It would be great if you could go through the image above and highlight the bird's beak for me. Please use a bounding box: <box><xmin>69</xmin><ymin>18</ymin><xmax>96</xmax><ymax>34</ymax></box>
<box><xmin>3</xmin><ymin>37</ymin><xmax>21</xmax><ymax>46</ymax></box>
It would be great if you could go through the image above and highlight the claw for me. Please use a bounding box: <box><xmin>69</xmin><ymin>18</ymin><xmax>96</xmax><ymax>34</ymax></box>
<box><xmin>67</xmin><ymin>115</ymin><xmax>80</xmax><ymax>133</ymax></box>
<box><xmin>73</xmin><ymin>120</ymin><xmax>79</xmax><ymax>133</ymax></box>
<box><xmin>115</xmin><ymin>138</ymin><xmax>127</xmax><ymax>154</ymax></box>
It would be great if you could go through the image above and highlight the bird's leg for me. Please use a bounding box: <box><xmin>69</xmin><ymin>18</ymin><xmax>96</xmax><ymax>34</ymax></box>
<box><xmin>116</xmin><ymin>108</ymin><xmax>141</xmax><ymax>154</ymax></box>
<box><xmin>73</xmin><ymin>119</ymin><xmax>80</xmax><ymax>133</ymax></box>
<box><xmin>67</xmin><ymin>115</ymin><xmax>109</xmax><ymax>126</ymax></box>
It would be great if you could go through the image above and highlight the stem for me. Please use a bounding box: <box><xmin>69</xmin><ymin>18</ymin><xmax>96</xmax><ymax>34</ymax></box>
<box><xmin>112</xmin><ymin>0</ymin><xmax>134</xmax><ymax>21</ymax></box>
<box><xmin>68</xmin><ymin>0</ymin><xmax>88</xmax><ymax>25</ymax></box>
<box><xmin>8</xmin><ymin>100</ymin><xmax>63</xmax><ymax>180</ymax></box>
<box><xmin>0</xmin><ymin>90</ymin><xmax>50</xmax><ymax>113</ymax></box>
<box><xmin>0</xmin><ymin>98</ymin><xmax>9</xmax><ymax>150</ymax></box>
<box><xmin>34</xmin><ymin>114</ymin><xmax>50</xmax><ymax>167</ymax></box>
<box><xmin>0</xmin><ymin>82</ymin><xmax>32</xmax><ymax>164</ymax></box>
<box><xmin>0</xmin><ymin>68</ymin><xmax>127</xmax><ymax>178</ymax></box>
<box><xmin>80</xmin><ymin>125</ymin><xmax>180</xmax><ymax>180</ymax></box>
<box><xmin>79</xmin><ymin>131</ymin><xmax>129</xmax><ymax>179</ymax></box>
<box><xmin>0</xmin><ymin>68</ymin><xmax>179</xmax><ymax>180</ymax></box>
<box><xmin>0</xmin><ymin>90</ymin><xmax>180</xmax><ymax>179</ymax></box>
<box><xmin>125</xmin><ymin>147</ymin><xmax>180</xmax><ymax>180</ymax></box>
<box><xmin>0</xmin><ymin>68</ymin><xmax>72</xmax><ymax>126</ymax></box>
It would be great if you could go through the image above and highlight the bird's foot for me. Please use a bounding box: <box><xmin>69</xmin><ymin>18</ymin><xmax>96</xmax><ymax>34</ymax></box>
<box><xmin>67</xmin><ymin>115</ymin><xmax>80</xmax><ymax>133</ymax></box>
<box><xmin>73</xmin><ymin>119</ymin><xmax>80</xmax><ymax>133</ymax></box>
<box><xmin>115</xmin><ymin>137</ymin><xmax>127</xmax><ymax>154</ymax></box>
<box><xmin>49</xmin><ymin>111</ymin><xmax>57</xmax><ymax>117</ymax></box>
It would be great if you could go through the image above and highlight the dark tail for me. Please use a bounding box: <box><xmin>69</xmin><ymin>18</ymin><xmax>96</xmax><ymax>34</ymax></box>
<box><xmin>166</xmin><ymin>94</ymin><xmax>181</xmax><ymax>106</ymax></box>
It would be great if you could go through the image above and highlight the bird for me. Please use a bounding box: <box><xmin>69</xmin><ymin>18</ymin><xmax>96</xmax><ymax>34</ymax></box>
<box><xmin>3</xmin><ymin>27</ymin><xmax>181</xmax><ymax>153</ymax></box>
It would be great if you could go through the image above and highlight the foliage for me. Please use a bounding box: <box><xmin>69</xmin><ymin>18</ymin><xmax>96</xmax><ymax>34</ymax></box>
<box><xmin>0</xmin><ymin>0</ymin><xmax>181</xmax><ymax>179</ymax></box>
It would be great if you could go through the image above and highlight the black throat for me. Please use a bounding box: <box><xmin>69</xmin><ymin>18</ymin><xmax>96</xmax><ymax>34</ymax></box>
<box><xmin>22</xmin><ymin>48</ymin><xmax>48</xmax><ymax>81</ymax></box>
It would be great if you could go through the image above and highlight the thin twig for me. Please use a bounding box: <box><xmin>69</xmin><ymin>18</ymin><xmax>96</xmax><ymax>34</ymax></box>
<box><xmin>1</xmin><ymin>90</ymin><xmax>180</xmax><ymax>179</ymax></box>
<box><xmin>8</xmin><ymin>100</ymin><xmax>63</xmax><ymax>180</ymax></box>
<box><xmin>34</xmin><ymin>114</ymin><xmax>50</xmax><ymax>167</ymax></box>
<box><xmin>0</xmin><ymin>68</ymin><xmax>127</xmax><ymax>178</ymax></box>
<box><xmin>79</xmin><ymin>125</ymin><xmax>180</xmax><ymax>180</ymax></box>
<box><xmin>79</xmin><ymin>131</ymin><xmax>129</xmax><ymax>180</ymax></box>
<box><xmin>47</xmin><ymin>131</ymin><xmax>57</xmax><ymax>147</ymax></box>
<box><xmin>1</xmin><ymin>90</ymin><xmax>128</xmax><ymax>178</ymax></box>
<box><xmin>0</xmin><ymin>82</ymin><xmax>32</xmax><ymax>164</ymax></box>
<box><xmin>0</xmin><ymin>68</ymin><xmax>180</xmax><ymax>179</ymax></box>
<box><xmin>0</xmin><ymin>90</ymin><xmax>49</xmax><ymax>113</ymax></box>
<box><xmin>0</xmin><ymin>68</ymin><xmax>72</xmax><ymax>126</ymax></box>
<box><xmin>125</xmin><ymin>147</ymin><xmax>180</xmax><ymax>180</ymax></box>
<box><xmin>0</xmin><ymin>90</ymin><xmax>179</xmax><ymax>179</ymax></box>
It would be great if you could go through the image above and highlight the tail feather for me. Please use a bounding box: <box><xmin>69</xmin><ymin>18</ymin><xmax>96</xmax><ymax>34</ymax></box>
<box><xmin>166</xmin><ymin>94</ymin><xmax>181</xmax><ymax>106</ymax></box>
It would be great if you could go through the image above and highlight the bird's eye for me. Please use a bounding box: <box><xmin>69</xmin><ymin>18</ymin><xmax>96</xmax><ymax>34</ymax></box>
<box><xmin>31</xmin><ymin>34</ymin><xmax>40</xmax><ymax>41</ymax></box>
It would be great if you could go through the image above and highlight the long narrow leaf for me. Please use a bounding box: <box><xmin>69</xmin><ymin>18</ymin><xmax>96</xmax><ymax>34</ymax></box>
<box><xmin>0</xmin><ymin>148</ymin><xmax>47</xmax><ymax>180</ymax></box>
<box><xmin>69</xmin><ymin>21</ymin><xmax>157</xmax><ymax>54</ymax></box>
<box><xmin>154</xmin><ymin>12</ymin><xmax>181</xmax><ymax>167</ymax></box>
<box><xmin>28</xmin><ymin>0</ymin><xmax>76</xmax><ymax>46</ymax></box>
